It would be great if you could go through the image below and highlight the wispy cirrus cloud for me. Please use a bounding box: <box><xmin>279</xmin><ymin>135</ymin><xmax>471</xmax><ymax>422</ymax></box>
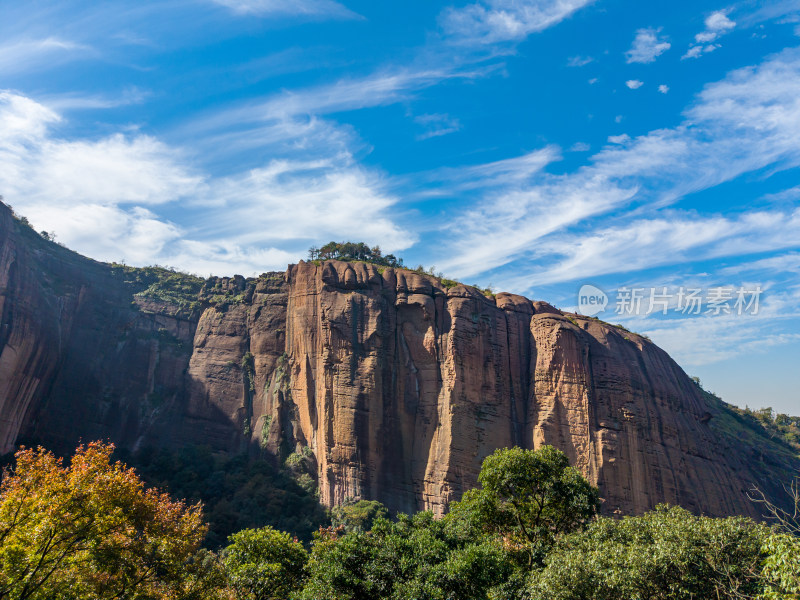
<box><xmin>414</xmin><ymin>113</ymin><xmax>461</xmax><ymax>140</ymax></box>
<box><xmin>567</xmin><ymin>55</ymin><xmax>594</xmax><ymax>67</ymax></box>
<box><xmin>192</xmin><ymin>66</ymin><xmax>496</xmax><ymax>134</ymax></box>
<box><xmin>502</xmin><ymin>209</ymin><xmax>800</xmax><ymax>288</ymax></box>
<box><xmin>440</xmin><ymin>0</ymin><xmax>595</xmax><ymax>45</ymax></box>
<box><xmin>0</xmin><ymin>91</ymin><xmax>413</xmax><ymax>274</ymax></box>
<box><xmin>181</xmin><ymin>63</ymin><xmax>504</xmax><ymax>171</ymax></box>
<box><xmin>0</xmin><ymin>37</ymin><xmax>91</xmax><ymax>75</ymax></box>
<box><xmin>635</xmin><ymin>307</ymin><xmax>800</xmax><ymax>366</ymax></box>
<box><xmin>625</xmin><ymin>27</ymin><xmax>671</xmax><ymax>64</ymax></box>
<box><xmin>210</xmin><ymin>0</ymin><xmax>360</xmax><ymax>19</ymax></box>
<box><xmin>41</xmin><ymin>88</ymin><xmax>151</xmax><ymax>111</ymax></box>
<box><xmin>433</xmin><ymin>47</ymin><xmax>800</xmax><ymax>281</ymax></box>
<box><xmin>407</xmin><ymin>146</ymin><xmax>561</xmax><ymax>197</ymax></box>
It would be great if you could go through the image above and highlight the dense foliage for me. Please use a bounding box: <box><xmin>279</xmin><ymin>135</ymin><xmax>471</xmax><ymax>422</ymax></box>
<box><xmin>308</xmin><ymin>241</ymin><xmax>404</xmax><ymax>268</ymax></box>
<box><xmin>528</xmin><ymin>505</ymin><xmax>769</xmax><ymax>600</ymax></box>
<box><xmin>0</xmin><ymin>443</ymin><xmax>214</xmax><ymax>599</ymax></box>
<box><xmin>2</xmin><ymin>443</ymin><xmax>798</xmax><ymax>599</ymax></box>
<box><xmin>735</xmin><ymin>406</ymin><xmax>800</xmax><ymax>456</ymax></box>
<box><xmin>330</xmin><ymin>499</ymin><xmax>389</xmax><ymax>533</ymax></box>
<box><xmin>449</xmin><ymin>446</ymin><xmax>599</xmax><ymax>566</ymax></box>
<box><xmin>119</xmin><ymin>445</ymin><xmax>328</xmax><ymax>547</ymax></box>
<box><xmin>301</xmin><ymin>511</ymin><xmax>513</xmax><ymax>600</ymax></box>
<box><xmin>223</xmin><ymin>526</ymin><xmax>308</xmax><ymax>600</ymax></box>
<box><xmin>109</xmin><ymin>263</ymin><xmax>205</xmax><ymax>316</ymax></box>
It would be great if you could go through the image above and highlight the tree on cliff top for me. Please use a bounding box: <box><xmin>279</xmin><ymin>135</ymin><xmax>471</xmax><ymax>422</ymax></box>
<box><xmin>0</xmin><ymin>442</ymin><xmax>217</xmax><ymax>599</ymax></box>
<box><xmin>308</xmin><ymin>241</ymin><xmax>404</xmax><ymax>268</ymax></box>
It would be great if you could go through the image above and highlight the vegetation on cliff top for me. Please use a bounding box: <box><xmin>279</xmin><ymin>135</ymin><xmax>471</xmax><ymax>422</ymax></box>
<box><xmin>3</xmin><ymin>442</ymin><xmax>797</xmax><ymax>599</ymax></box>
<box><xmin>693</xmin><ymin>378</ymin><xmax>800</xmax><ymax>460</ymax></box>
<box><xmin>307</xmin><ymin>241</ymin><xmax>496</xmax><ymax>296</ymax></box>
<box><xmin>308</xmin><ymin>241</ymin><xmax>405</xmax><ymax>268</ymax></box>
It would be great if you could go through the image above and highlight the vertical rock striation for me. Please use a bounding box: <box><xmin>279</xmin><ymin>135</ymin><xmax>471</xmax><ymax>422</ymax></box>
<box><xmin>282</xmin><ymin>260</ymin><xmax>793</xmax><ymax>518</ymax></box>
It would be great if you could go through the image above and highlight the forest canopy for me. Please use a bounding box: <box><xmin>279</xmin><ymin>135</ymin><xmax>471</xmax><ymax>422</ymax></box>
<box><xmin>1</xmin><ymin>443</ymin><xmax>797</xmax><ymax>599</ymax></box>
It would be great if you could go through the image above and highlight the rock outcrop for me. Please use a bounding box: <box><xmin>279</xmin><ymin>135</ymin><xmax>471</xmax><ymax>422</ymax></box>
<box><xmin>281</xmin><ymin>261</ymin><xmax>796</xmax><ymax>518</ymax></box>
<box><xmin>0</xmin><ymin>200</ymin><xmax>796</xmax><ymax>520</ymax></box>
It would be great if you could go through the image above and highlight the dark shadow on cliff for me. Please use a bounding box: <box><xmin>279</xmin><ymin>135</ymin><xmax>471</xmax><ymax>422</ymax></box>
<box><xmin>115</xmin><ymin>444</ymin><xmax>330</xmax><ymax>548</ymax></box>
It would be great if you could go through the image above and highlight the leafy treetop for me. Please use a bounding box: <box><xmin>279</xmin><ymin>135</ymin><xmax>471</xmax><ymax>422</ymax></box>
<box><xmin>308</xmin><ymin>242</ymin><xmax>404</xmax><ymax>268</ymax></box>
<box><xmin>0</xmin><ymin>442</ymin><xmax>215</xmax><ymax>600</ymax></box>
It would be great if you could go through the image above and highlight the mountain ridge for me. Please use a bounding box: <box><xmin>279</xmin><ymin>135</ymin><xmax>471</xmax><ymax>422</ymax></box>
<box><xmin>0</xmin><ymin>199</ymin><xmax>796</xmax><ymax>520</ymax></box>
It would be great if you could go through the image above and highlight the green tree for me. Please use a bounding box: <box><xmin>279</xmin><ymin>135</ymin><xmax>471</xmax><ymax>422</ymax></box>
<box><xmin>308</xmin><ymin>241</ymin><xmax>404</xmax><ymax>268</ymax></box>
<box><xmin>222</xmin><ymin>526</ymin><xmax>308</xmax><ymax>600</ymax></box>
<box><xmin>301</xmin><ymin>511</ymin><xmax>513</xmax><ymax>600</ymax></box>
<box><xmin>760</xmin><ymin>532</ymin><xmax>800</xmax><ymax>600</ymax></box>
<box><xmin>330</xmin><ymin>500</ymin><xmax>388</xmax><ymax>533</ymax></box>
<box><xmin>750</xmin><ymin>477</ymin><xmax>800</xmax><ymax>599</ymax></box>
<box><xmin>527</xmin><ymin>505</ymin><xmax>769</xmax><ymax>600</ymax></box>
<box><xmin>448</xmin><ymin>445</ymin><xmax>599</xmax><ymax>565</ymax></box>
<box><xmin>0</xmin><ymin>442</ymin><xmax>213</xmax><ymax>600</ymax></box>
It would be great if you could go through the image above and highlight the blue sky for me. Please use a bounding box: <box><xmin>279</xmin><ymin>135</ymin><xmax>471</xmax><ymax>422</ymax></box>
<box><xmin>1</xmin><ymin>0</ymin><xmax>799</xmax><ymax>413</ymax></box>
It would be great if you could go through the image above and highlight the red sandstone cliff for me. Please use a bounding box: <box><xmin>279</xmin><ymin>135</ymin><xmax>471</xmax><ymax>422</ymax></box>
<box><xmin>281</xmin><ymin>260</ymin><xmax>795</xmax><ymax>518</ymax></box>
<box><xmin>0</xmin><ymin>200</ymin><xmax>795</xmax><ymax>519</ymax></box>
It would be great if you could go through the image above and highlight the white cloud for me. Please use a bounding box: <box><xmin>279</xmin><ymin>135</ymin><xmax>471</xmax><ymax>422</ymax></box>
<box><xmin>694</xmin><ymin>31</ymin><xmax>717</xmax><ymax>43</ymax></box>
<box><xmin>631</xmin><ymin>278</ymin><xmax>800</xmax><ymax>367</ymax></box>
<box><xmin>607</xmin><ymin>134</ymin><xmax>630</xmax><ymax>144</ymax></box>
<box><xmin>705</xmin><ymin>10</ymin><xmax>736</xmax><ymax>32</ymax></box>
<box><xmin>0</xmin><ymin>37</ymin><xmax>90</xmax><ymax>75</ymax></box>
<box><xmin>683</xmin><ymin>45</ymin><xmax>705</xmax><ymax>59</ymax></box>
<box><xmin>440</xmin><ymin>0</ymin><xmax>594</xmax><ymax>45</ymax></box>
<box><xmin>625</xmin><ymin>79</ymin><xmax>644</xmax><ymax>89</ymax></box>
<box><xmin>685</xmin><ymin>10</ymin><xmax>736</xmax><ymax>58</ymax></box>
<box><xmin>639</xmin><ymin>313</ymin><xmax>800</xmax><ymax>366</ymax></box>
<box><xmin>193</xmin><ymin>65</ymin><xmax>498</xmax><ymax>139</ymax></box>
<box><xmin>500</xmin><ymin>209</ymin><xmax>800</xmax><ymax>287</ymax></box>
<box><xmin>0</xmin><ymin>91</ymin><xmax>413</xmax><ymax>274</ymax></box>
<box><xmin>570</xmin><ymin>142</ymin><xmax>591</xmax><ymax>152</ymax></box>
<box><xmin>738</xmin><ymin>0</ymin><xmax>800</xmax><ymax>27</ymax></box>
<box><xmin>42</xmin><ymin>88</ymin><xmax>150</xmax><ymax>111</ymax></box>
<box><xmin>625</xmin><ymin>27</ymin><xmax>671</xmax><ymax>64</ymax></box>
<box><xmin>410</xmin><ymin>146</ymin><xmax>561</xmax><ymax>196</ymax></box>
<box><xmin>0</xmin><ymin>92</ymin><xmax>202</xmax><ymax>208</ymax></box>
<box><xmin>433</xmin><ymin>48</ymin><xmax>800</xmax><ymax>280</ymax></box>
<box><xmin>25</xmin><ymin>203</ymin><xmax>184</xmax><ymax>266</ymax></box>
<box><xmin>658</xmin><ymin>84</ymin><xmax>669</xmax><ymax>94</ymax></box>
<box><xmin>567</xmin><ymin>55</ymin><xmax>593</xmax><ymax>67</ymax></box>
<box><xmin>195</xmin><ymin>160</ymin><xmax>411</xmax><ymax>244</ymax></box>
<box><xmin>761</xmin><ymin>185</ymin><xmax>800</xmax><ymax>202</ymax></box>
<box><xmin>0</xmin><ymin>92</ymin><xmax>61</xmax><ymax>140</ymax></box>
<box><xmin>210</xmin><ymin>0</ymin><xmax>359</xmax><ymax>19</ymax></box>
<box><xmin>721</xmin><ymin>252</ymin><xmax>800</xmax><ymax>276</ymax></box>
<box><xmin>414</xmin><ymin>113</ymin><xmax>461</xmax><ymax>140</ymax></box>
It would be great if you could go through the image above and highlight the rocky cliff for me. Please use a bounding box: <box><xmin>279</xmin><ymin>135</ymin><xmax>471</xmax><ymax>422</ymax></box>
<box><xmin>0</xmin><ymin>200</ymin><xmax>796</xmax><ymax>519</ymax></box>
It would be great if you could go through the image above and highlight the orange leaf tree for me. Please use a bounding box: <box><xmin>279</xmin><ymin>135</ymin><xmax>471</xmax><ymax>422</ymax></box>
<box><xmin>0</xmin><ymin>441</ymin><xmax>218</xmax><ymax>599</ymax></box>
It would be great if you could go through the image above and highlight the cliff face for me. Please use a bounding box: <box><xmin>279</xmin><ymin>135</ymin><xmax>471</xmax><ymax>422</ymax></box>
<box><xmin>282</xmin><ymin>261</ymin><xmax>794</xmax><ymax>518</ymax></box>
<box><xmin>0</xmin><ymin>200</ymin><xmax>795</xmax><ymax>519</ymax></box>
